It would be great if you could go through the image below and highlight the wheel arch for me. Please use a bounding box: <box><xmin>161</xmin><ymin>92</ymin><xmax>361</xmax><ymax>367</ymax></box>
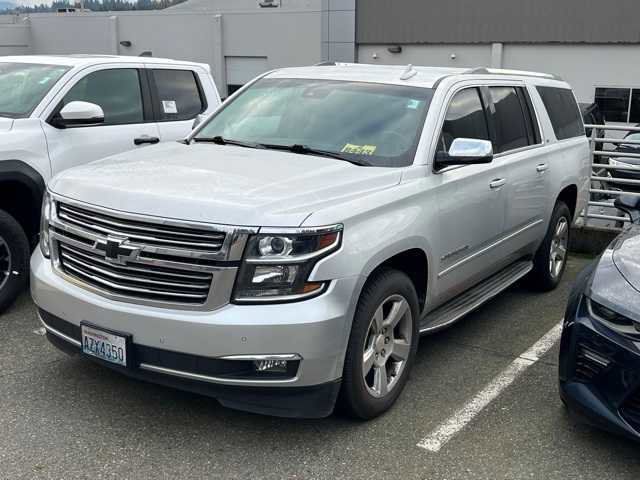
<box><xmin>557</xmin><ymin>184</ymin><xmax>578</xmax><ymax>220</ymax></box>
<box><xmin>358</xmin><ymin>240</ymin><xmax>431</xmax><ymax>315</ymax></box>
<box><xmin>0</xmin><ymin>160</ymin><xmax>46</xmax><ymax>244</ymax></box>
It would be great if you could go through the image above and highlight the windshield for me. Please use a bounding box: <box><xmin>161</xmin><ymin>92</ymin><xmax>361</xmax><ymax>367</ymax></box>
<box><xmin>195</xmin><ymin>78</ymin><xmax>434</xmax><ymax>167</ymax></box>
<box><xmin>0</xmin><ymin>62</ymin><xmax>70</xmax><ymax>118</ymax></box>
<box><xmin>621</xmin><ymin>132</ymin><xmax>640</xmax><ymax>150</ymax></box>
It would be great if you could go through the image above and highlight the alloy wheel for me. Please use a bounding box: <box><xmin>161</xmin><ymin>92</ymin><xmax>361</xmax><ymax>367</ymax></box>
<box><xmin>549</xmin><ymin>216</ymin><xmax>569</xmax><ymax>280</ymax></box>
<box><xmin>0</xmin><ymin>236</ymin><xmax>11</xmax><ymax>291</ymax></box>
<box><xmin>362</xmin><ymin>294</ymin><xmax>413</xmax><ymax>398</ymax></box>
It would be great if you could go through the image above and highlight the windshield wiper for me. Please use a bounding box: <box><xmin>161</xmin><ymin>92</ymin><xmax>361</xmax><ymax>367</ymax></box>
<box><xmin>263</xmin><ymin>143</ymin><xmax>372</xmax><ymax>166</ymax></box>
<box><xmin>192</xmin><ymin>136</ymin><xmax>266</xmax><ymax>150</ymax></box>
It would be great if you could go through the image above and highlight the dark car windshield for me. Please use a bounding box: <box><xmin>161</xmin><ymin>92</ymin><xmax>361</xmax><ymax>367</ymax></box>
<box><xmin>194</xmin><ymin>78</ymin><xmax>434</xmax><ymax>167</ymax></box>
<box><xmin>0</xmin><ymin>62</ymin><xmax>70</xmax><ymax>118</ymax></box>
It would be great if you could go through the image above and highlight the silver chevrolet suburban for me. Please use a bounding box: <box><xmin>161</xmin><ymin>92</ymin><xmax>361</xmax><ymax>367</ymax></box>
<box><xmin>31</xmin><ymin>64</ymin><xmax>590</xmax><ymax>419</ymax></box>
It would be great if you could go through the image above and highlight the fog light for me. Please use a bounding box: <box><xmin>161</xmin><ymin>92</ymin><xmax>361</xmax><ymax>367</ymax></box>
<box><xmin>254</xmin><ymin>359</ymin><xmax>289</xmax><ymax>373</ymax></box>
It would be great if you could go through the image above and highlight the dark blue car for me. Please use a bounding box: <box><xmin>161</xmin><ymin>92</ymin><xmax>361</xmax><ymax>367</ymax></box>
<box><xmin>559</xmin><ymin>195</ymin><xmax>640</xmax><ymax>441</ymax></box>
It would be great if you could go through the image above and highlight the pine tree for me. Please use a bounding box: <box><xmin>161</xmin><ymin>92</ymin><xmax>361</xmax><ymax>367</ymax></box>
<box><xmin>1</xmin><ymin>0</ymin><xmax>188</xmax><ymax>14</ymax></box>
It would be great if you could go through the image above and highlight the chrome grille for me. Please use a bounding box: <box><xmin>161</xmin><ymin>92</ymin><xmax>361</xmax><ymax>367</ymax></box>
<box><xmin>57</xmin><ymin>203</ymin><xmax>226</xmax><ymax>253</ymax></box>
<box><xmin>49</xmin><ymin>198</ymin><xmax>251</xmax><ymax>310</ymax></box>
<box><xmin>58</xmin><ymin>244</ymin><xmax>212</xmax><ymax>304</ymax></box>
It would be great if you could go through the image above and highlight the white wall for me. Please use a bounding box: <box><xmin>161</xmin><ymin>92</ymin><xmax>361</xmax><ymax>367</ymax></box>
<box><xmin>0</xmin><ymin>21</ymin><xmax>31</xmax><ymax>55</ymax></box>
<box><xmin>358</xmin><ymin>42</ymin><xmax>640</xmax><ymax>103</ymax></box>
<box><xmin>15</xmin><ymin>8</ymin><xmax>326</xmax><ymax>97</ymax></box>
<box><xmin>358</xmin><ymin>44</ymin><xmax>493</xmax><ymax>70</ymax></box>
<box><xmin>503</xmin><ymin>44</ymin><xmax>640</xmax><ymax>102</ymax></box>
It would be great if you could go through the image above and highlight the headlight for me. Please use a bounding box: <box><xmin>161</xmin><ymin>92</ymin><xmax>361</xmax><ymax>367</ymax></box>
<box><xmin>39</xmin><ymin>191</ymin><xmax>52</xmax><ymax>258</ymax></box>
<box><xmin>587</xmin><ymin>297</ymin><xmax>638</xmax><ymax>331</ymax></box>
<box><xmin>233</xmin><ymin>225</ymin><xmax>342</xmax><ymax>302</ymax></box>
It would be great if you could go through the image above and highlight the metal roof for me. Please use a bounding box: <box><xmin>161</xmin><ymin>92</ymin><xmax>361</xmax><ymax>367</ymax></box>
<box><xmin>357</xmin><ymin>0</ymin><xmax>640</xmax><ymax>44</ymax></box>
<box><xmin>266</xmin><ymin>63</ymin><xmax>569</xmax><ymax>89</ymax></box>
<box><xmin>0</xmin><ymin>55</ymin><xmax>208</xmax><ymax>68</ymax></box>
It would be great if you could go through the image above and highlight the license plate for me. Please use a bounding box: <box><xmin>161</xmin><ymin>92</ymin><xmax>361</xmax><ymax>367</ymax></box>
<box><xmin>81</xmin><ymin>324</ymin><xmax>127</xmax><ymax>367</ymax></box>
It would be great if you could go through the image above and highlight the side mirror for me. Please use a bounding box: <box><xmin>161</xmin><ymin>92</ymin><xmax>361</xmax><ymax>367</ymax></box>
<box><xmin>435</xmin><ymin>138</ymin><xmax>493</xmax><ymax>168</ymax></box>
<box><xmin>614</xmin><ymin>194</ymin><xmax>640</xmax><ymax>224</ymax></box>
<box><xmin>192</xmin><ymin>113</ymin><xmax>207</xmax><ymax>130</ymax></box>
<box><xmin>54</xmin><ymin>101</ymin><xmax>104</xmax><ymax>128</ymax></box>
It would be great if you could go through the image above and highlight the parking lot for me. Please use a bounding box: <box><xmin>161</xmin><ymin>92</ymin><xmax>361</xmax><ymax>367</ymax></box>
<box><xmin>1</xmin><ymin>254</ymin><xmax>639</xmax><ymax>480</ymax></box>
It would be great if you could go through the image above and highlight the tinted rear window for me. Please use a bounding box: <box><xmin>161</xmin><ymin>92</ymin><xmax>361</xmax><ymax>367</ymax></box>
<box><xmin>489</xmin><ymin>86</ymin><xmax>530</xmax><ymax>153</ymax></box>
<box><xmin>152</xmin><ymin>69</ymin><xmax>205</xmax><ymax>121</ymax></box>
<box><xmin>536</xmin><ymin>86</ymin><xmax>584</xmax><ymax>140</ymax></box>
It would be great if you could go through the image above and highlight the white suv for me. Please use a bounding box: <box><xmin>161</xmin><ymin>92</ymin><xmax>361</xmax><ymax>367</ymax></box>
<box><xmin>32</xmin><ymin>64</ymin><xmax>590</xmax><ymax>419</ymax></box>
<box><xmin>0</xmin><ymin>55</ymin><xmax>220</xmax><ymax>311</ymax></box>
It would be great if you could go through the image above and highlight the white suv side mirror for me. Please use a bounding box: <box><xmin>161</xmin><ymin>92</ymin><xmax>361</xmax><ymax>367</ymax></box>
<box><xmin>436</xmin><ymin>138</ymin><xmax>494</xmax><ymax>168</ymax></box>
<box><xmin>57</xmin><ymin>101</ymin><xmax>105</xmax><ymax>127</ymax></box>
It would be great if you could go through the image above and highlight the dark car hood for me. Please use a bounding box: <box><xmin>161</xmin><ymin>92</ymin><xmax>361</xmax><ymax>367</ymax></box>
<box><xmin>612</xmin><ymin>225</ymin><xmax>640</xmax><ymax>293</ymax></box>
<box><xmin>588</xmin><ymin>225</ymin><xmax>640</xmax><ymax>323</ymax></box>
<box><xmin>614</xmin><ymin>145</ymin><xmax>640</xmax><ymax>165</ymax></box>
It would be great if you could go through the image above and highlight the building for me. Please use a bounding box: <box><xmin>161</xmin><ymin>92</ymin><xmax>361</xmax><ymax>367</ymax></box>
<box><xmin>0</xmin><ymin>0</ymin><xmax>638</xmax><ymax>121</ymax></box>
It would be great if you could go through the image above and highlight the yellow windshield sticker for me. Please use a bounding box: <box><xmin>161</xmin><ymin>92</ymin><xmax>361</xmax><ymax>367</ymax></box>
<box><xmin>341</xmin><ymin>144</ymin><xmax>377</xmax><ymax>155</ymax></box>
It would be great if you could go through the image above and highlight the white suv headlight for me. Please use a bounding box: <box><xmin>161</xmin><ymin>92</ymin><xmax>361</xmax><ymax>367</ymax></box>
<box><xmin>39</xmin><ymin>191</ymin><xmax>53</xmax><ymax>258</ymax></box>
<box><xmin>233</xmin><ymin>225</ymin><xmax>342</xmax><ymax>303</ymax></box>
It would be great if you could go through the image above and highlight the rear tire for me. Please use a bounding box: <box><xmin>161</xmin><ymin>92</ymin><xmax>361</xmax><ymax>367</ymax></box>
<box><xmin>0</xmin><ymin>210</ymin><xmax>29</xmax><ymax>314</ymax></box>
<box><xmin>528</xmin><ymin>201</ymin><xmax>571</xmax><ymax>292</ymax></box>
<box><xmin>338</xmin><ymin>269</ymin><xmax>419</xmax><ymax>419</ymax></box>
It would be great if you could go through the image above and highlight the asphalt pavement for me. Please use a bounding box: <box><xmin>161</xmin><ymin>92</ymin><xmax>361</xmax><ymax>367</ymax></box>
<box><xmin>1</xmin><ymin>254</ymin><xmax>639</xmax><ymax>480</ymax></box>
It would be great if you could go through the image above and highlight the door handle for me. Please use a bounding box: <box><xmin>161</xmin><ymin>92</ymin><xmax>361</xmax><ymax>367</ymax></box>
<box><xmin>134</xmin><ymin>136</ymin><xmax>160</xmax><ymax>146</ymax></box>
<box><xmin>489</xmin><ymin>178</ymin><xmax>506</xmax><ymax>189</ymax></box>
<box><xmin>536</xmin><ymin>163</ymin><xmax>549</xmax><ymax>173</ymax></box>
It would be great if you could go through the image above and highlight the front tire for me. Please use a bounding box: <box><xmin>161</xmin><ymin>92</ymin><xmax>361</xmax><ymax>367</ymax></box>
<box><xmin>528</xmin><ymin>201</ymin><xmax>571</xmax><ymax>291</ymax></box>
<box><xmin>0</xmin><ymin>210</ymin><xmax>29</xmax><ymax>314</ymax></box>
<box><xmin>339</xmin><ymin>269</ymin><xmax>419</xmax><ymax>419</ymax></box>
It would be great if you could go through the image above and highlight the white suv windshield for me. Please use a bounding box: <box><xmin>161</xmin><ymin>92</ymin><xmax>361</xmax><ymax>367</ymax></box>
<box><xmin>0</xmin><ymin>63</ymin><xmax>70</xmax><ymax>118</ymax></box>
<box><xmin>195</xmin><ymin>78</ymin><xmax>434</xmax><ymax>167</ymax></box>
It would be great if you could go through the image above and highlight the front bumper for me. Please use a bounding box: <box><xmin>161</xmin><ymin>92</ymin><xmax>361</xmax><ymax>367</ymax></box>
<box><xmin>559</xmin><ymin>296</ymin><xmax>640</xmax><ymax>442</ymax></box>
<box><xmin>31</xmin><ymin>249</ymin><xmax>361</xmax><ymax>418</ymax></box>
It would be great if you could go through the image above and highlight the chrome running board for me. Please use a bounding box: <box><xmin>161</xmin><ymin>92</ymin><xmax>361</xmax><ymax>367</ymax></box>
<box><xmin>420</xmin><ymin>260</ymin><xmax>533</xmax><ymax>334</ymax></box>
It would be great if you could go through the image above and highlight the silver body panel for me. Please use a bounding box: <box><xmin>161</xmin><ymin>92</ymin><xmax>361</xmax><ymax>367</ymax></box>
<box><xmin>31</xmin><ymin>65</ymin><xmax>591</xmax><ymax>394</ymax></box>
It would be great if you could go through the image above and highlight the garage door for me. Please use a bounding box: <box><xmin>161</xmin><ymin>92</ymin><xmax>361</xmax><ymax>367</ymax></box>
<box><xmin>225</xmin><ymin>56</ymin><xmax>268</xmax><ymax>95</ymax></box>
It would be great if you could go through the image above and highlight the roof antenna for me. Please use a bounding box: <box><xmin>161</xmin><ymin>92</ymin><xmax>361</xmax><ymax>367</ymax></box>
<box><xmin>400</xmin><ymin>64</ymin><xmax>418</xmax><ymax>81</ymax></box>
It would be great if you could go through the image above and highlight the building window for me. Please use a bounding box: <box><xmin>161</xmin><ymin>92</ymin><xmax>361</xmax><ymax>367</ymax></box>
<box><xmin>227</xmin><ymin>85</ymin><xmax>244</xmax><ymax>96</ymax></box>
<box><xmin>594</xmin><ymin>87</ymin><xmax>640</xmax><ymax>123</ymax></box>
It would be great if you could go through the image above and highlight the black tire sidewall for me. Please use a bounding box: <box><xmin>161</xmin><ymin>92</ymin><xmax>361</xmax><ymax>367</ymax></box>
<box><xmin>530</xmin><ymin>202</ymin><xmax>571</xmax><ymax>291</ymax></box>
<box><xmin>0</xmin><ymin>211</ymin><xmax>29</xmax><ymax>313</ymax></box>
<box><xmin>339</xmin><ymin>269</ymin><xmax>420</xmax><ymax>419</ymax></box>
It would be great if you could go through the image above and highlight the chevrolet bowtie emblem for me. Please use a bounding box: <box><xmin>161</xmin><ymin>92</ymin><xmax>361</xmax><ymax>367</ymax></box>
<box><xmin>103</xmin><ymin>236</ymin><xmax>141</xmax><ymax>265</ymax></box>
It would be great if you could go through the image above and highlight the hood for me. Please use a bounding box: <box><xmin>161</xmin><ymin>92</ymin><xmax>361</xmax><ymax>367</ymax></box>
<box><xmin>0</xmin><ymin>117</ymin><xmax>14</xmax><ymax>132</ymax></box>
<box><xmin>613</xmin><ymin>225</ymin><xmax>640</xmax><ymax>293</ymax></box>
<box><xmin>49</xmin><ymin>142</ymin><xmax>403</xmax><ymax>227</ymax></box>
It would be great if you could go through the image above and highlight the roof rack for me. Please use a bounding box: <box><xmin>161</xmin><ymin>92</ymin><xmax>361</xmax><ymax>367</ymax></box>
<box><xmin>464</xmin><ymin>67</ymin><xmax>563</xmax><ymax>81</ymax></box>
<box><xmin>314</xmin><ymin>61</ymin><xmax>355</xmax><ymax>67</ymax></box>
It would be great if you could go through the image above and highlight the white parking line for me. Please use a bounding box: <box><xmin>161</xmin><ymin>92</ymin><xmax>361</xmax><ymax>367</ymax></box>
<box><xmin>416</xmin><ymin>320</ymin><xmax>564</xmax><ymax>453</ymax></box>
